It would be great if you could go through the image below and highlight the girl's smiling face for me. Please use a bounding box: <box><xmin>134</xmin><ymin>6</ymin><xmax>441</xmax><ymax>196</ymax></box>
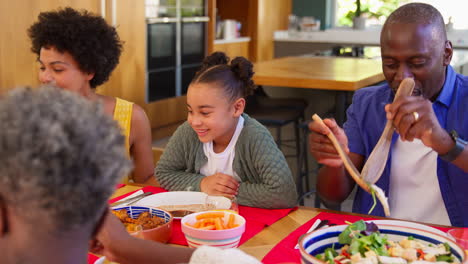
<box><xmin>187</xmin><ymin>82</ymin><xmax>245</xmax><ymax>151</ymax></box>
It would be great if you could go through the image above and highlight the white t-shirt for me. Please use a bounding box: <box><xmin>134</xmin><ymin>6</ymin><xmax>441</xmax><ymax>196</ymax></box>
<box><xmin>200</xmin><ymin>116</ymin><xmax>244</xmax><ymax>181</ymax></box>
<box><xmin>389</xmin><ymin>137</ymin><xmax>451</xmax><ymax>225</ymax></box>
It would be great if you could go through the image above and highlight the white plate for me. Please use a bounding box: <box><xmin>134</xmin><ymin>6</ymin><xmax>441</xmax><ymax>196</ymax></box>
<box><xmin>93</xmin><ymin>257</ymin><xmax>118</xmax><ymax>264</ymax></box>
<box><xmin>133</xmin><ymin>191</ymin><xmax>232</xmax><ymax>219</ymax></box>
<box><xmin>94</xmin><ymin>257</ymin><xmax>105</xmax><ymax>264</ymax></box>
<box><xmin>369</xmin><ymin>219</ymin><xmax>449</xmax><ymax>237</ymax></box>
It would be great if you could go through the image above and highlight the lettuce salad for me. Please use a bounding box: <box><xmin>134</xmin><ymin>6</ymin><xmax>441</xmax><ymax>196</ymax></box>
<box><xmin>315</xmin><ymin>220</ymin><xmax>457</xmax><ymax>264</ymax></box>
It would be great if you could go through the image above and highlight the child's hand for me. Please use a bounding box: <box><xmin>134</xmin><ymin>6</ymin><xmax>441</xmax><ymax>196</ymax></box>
<box><xmin>200</xmin><ymin>173</ymin><xmax>239</xmax><ymax>198</ymax></box>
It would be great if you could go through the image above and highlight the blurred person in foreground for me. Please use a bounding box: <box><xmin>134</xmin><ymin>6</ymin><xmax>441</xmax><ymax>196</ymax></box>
<box><xmin>0</xmin><ymin>85</ymin><xmax>260</xmax><ymax>264</ymax></box>
<box><xmin>0</xmin><ymin>86</ymin><xmax>134</xmax><ymax>263</ymax></box>
<box><xmin>309</xmin><ymin>3</ymin><xmax>468</xmax><ymax>226</ymax></box>
<box><xmin>28</xmin><ymin>7</ymin><xmax>156</xmax><ymax>184</ymax></box>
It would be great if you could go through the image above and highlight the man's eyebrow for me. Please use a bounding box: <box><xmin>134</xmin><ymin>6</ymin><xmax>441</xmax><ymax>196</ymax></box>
<box><xmin>408</xmin><ymin>55</ymin><xmax>429</xmax><ymax>59</ymax></box>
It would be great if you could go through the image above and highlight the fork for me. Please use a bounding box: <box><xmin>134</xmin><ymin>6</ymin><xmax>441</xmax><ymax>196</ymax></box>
<box><xmin>110</xmin><ymin>191</ymin><xmax>153</xmax><ymax>207</ymax></box>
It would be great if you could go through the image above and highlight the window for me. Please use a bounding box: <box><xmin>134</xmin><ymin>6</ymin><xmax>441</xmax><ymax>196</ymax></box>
<box><xmin>405</xmin><ymin>0</ymin><xmax>468</xmax><ymax>30</ymax></box>
<box><xmin>334</xmin><ymin>0</ymin><xmax>468</xmax><ymax>29</ymax></box>
<box><xmin>335</xmin><ymin>0</ymin><xmax>401</xmax><ymax>28</ymax></box>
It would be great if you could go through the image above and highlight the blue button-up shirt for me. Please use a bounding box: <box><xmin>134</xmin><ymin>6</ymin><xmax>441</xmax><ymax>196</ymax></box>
<box><xmin>344</xmin><ymin>66</ymin><xmax>468</xmax><ymax>227</ymax></box>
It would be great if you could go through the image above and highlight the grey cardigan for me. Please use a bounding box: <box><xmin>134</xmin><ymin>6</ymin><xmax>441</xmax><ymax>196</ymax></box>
<box><xmin>155</xmin><ymin>114</ymin><xmax>297</xmax><ymax>209</ymax></box>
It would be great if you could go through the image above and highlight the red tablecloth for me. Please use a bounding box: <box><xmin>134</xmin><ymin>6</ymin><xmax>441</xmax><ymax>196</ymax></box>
<box><xmin>89</xmin><ymin>186</ymin><xmax>295</xmax><ymax>263</ymax></box>
<box><xmin>262</xmin><ymin>212</ymin><xmax>452</xmax><ymax>264</ymax></box>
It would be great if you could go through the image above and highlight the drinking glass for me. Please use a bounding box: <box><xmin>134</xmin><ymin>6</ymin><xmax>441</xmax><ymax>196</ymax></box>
<box><xmin>288</xmin><ymin>14</ymin><xmax>299</xmax><ymax>37</ymax></box>
<box><xmin>205</xmin><ymin>195</ymin><xmax>239</xmax><ymax>213</ymax></box>
<box><xmin>229</xmin><ymin>196</ymin><xmax>239</xmax><ymax>213</ymax></box>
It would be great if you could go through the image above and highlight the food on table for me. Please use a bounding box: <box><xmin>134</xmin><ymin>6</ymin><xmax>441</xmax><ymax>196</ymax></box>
<box><xmin>316</xmin><ymin>220</ymin><xmax>458</xmax><ymax>264</ymax></box>
<box><xmin>112</xmin><ymin>209</ymin><xmax>165</xmax><ymax>232</ymax></box>
<box><xmin>157</xmin><ymin>203</ymin><xmax>216</xmax><ymax>212</ymax></box>
<box><xmin>184</xmin><ymin>211</ymin><xmax>239</xmax><ymax>230</ymax></box>
<box><xmin>168</xmin><ymin>210</ymin><xmax>195</xmax><ymax>218</ymax></box>
<box><xmin>157</xmin><ymin>203</ymin><xmax>217</xmax><ymax>217</ymax></box>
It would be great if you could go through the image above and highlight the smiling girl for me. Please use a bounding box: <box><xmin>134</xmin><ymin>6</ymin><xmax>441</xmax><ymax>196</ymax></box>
<box><xmin>155</xmin><ymin>52</ymin><xmax>297</xmax><ymax>209</ymax></box>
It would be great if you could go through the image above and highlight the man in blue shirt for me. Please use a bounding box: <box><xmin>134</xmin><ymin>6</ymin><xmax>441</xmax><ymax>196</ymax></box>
<box><xmin>309</xmin><ymin>3</ymin><xmax>468</xmax><ymax>227</ymax></box>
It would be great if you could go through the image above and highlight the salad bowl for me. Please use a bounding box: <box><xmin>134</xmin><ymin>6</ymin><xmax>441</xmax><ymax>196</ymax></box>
<box><xmin>299</xmin><ymin>221</ymin><xmax>466</xmax><ymax>264</ymax></box>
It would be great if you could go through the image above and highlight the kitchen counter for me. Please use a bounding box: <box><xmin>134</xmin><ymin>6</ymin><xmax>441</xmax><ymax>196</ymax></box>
<box><xmin>273</xmin><ymin>29</ymin><xmax>468</xmax><ymax>75</ymax></box>
<box><xmin>214</xmin><ymin>37</ymin><xmax>251</xmax><ymax>45</ymax></box>
<box><xmin>274</xmin><ymin>29</ymin><xmax>468</xmax><ymax>49</ymax></box>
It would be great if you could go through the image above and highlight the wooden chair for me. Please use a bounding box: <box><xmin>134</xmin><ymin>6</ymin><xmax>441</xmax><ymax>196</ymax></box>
<box><xmin>152</xmin><ymin>147</ymin><xmax>164</xmax><ymax>166</ymax></box>
<box><xmin>244</xmin><ymin>86</ymin><xmax>308</xmax><ymax>198</ymax></box>
<box><xmin>150</xmin><ymin>147</ymin><xmax>164</xmax><ymax>187</ymax></box>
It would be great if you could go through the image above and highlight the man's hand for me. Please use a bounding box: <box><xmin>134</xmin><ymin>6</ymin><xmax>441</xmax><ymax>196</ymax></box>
<box><xmin>200</xmin><ymin>173</ymin><xmax>239</xmax><ymax>198</ymax></box>
<box><xmin>385</xmin><ymin>96</ymin><xmax>453</xmax><ymax>154</ymax></box>
<box><xmin>89</xmin><ymin>210</ymin><xmax>135</xmax><ymax>262</ymax></box>
<box><xmin>309</xmin><ymin>118</ymin><xmax>349</xmax><ymax>167</ymax></box>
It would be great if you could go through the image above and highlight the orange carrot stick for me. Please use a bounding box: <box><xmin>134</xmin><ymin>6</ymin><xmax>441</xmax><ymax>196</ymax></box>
<box><xmin>196</xmin><ymin>212</ymin><xmax>225</xmax><ymax>220</ymax></box>
<box><xmin>184</xmin><ymin>222</ymin><xmax>195</xmax><ymax>228</ymax></box>
<box><xmin>214</xmin><ymin>217</ymin><xmax>224</xmax><ymax>230</ymax></box>
<box><xmin>227</xmin><ymin>214</ymin><xmax>235</xmax><ymax>228</ymax></box>
<box><xmin>199</xmin><ymin>224</ymin><xmax>216</xmax><ymax>230</ymax></box>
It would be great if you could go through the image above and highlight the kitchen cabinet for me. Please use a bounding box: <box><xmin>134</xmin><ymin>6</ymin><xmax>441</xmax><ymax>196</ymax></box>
<box><xmin>213</xmin><ymin>37</ymin><xmax>250</xmax><ymax>59</ymax></box>
<box><xmin>210</xmin><ymin>0</ymin><xmax>291</xmax><ymax>62</ymax></box>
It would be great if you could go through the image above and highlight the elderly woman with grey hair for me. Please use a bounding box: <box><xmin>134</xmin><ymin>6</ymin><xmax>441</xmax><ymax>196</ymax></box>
<box><xmin>0</xmin><ymin>85</ymin><xmax>133</xmax><ymax>264</ymax></box>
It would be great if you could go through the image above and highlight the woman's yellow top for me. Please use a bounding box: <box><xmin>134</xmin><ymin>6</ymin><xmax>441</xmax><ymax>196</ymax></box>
<box><xmin>113</xmin><ymin>97</ymin><xmax>133</xmax><ymax>183</ymax></box>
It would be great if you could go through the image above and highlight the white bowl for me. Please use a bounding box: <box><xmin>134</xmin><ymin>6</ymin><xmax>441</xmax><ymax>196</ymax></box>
<box><xmin>181</xmin><ymin>210</ymin><xmax>246</xmax><ymax>249</ymax></box>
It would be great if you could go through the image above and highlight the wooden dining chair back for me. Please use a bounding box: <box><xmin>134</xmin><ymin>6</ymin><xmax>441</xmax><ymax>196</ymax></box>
<box><xmin>152</xmin><ymin>147</ymin><xmax>164</xmax><ymax>167</ymax></box>
<box><xmin>245</xmin><ymin>86</ymin><xmax>308</xmax><ymax>197</ymax></box>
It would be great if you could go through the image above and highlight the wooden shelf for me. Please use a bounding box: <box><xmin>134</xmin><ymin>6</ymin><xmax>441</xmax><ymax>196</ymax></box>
<box><xmin>209</xmin><ymin>0</ymin><xmax>292</xmax><ymax>62</ymax></box>
<box><xmin>213</xmin><ymin>38</ymin><xmax>250</xmax><ymax>58</ymax></box>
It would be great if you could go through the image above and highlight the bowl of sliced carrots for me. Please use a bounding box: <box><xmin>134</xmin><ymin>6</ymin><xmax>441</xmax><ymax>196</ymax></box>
<box><xmin>181</xmin><ymin>210</ymin><xmax>246</xmax><ymax>248</ymax></box>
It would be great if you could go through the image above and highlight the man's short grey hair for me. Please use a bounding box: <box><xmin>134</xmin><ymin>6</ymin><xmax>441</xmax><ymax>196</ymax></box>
<box><xmin>0</xmin><ymin>85</ymin><xmax>132</xmax><ymax>232</ymax></box>
<box><xmin>383</xmin><ymin>3</ymin><xmax>447</xmax><ymax>40</ymax></box>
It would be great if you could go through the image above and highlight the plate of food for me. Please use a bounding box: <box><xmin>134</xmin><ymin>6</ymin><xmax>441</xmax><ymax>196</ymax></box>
<box><xmin>134</xmin><ymin>191</ymin><xmax>232</xmax><ymax>219</ymax></box>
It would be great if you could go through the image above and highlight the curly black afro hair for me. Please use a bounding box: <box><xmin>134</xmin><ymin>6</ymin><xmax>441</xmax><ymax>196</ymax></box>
<box><xmin>28</xmin><ymin>7</ymin><xmax>123</xmax><ymax>88</ymax></box>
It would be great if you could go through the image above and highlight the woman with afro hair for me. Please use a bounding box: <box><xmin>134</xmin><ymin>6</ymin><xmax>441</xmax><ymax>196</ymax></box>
<box><xmin>28</xmin><ymin>7</ymin><xmax>157</xmax><ymax>184</ymax></box>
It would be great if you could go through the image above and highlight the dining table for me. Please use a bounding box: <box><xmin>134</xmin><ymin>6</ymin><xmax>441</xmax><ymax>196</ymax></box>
<box><xmin>107</xmin><ymin>184</ymin><xmax>454</xmax><ymax>263</ymax></box>
<box><xmin>252</xmin><ymin>56</ymin><xmax>385</xmax><ymax>125</ymax></box>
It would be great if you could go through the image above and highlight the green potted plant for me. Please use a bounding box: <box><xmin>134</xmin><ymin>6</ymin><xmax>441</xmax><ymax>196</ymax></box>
<box><xmin>353</xmin><ymin>0</ymin><xmax>366</xmax><ymax>29</ymax></box>
<box><xmin>341</xmin><ymin>0</ymin><xmax>399</xmax><ymax>30</ymax></box>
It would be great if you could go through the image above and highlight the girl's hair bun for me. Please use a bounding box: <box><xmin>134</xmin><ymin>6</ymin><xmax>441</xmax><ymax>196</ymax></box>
<box><xmin>230</xmin><ymin>57</ymin><xmax>255</xmax><ymax>97</ymax></box>
<box><xmin>191</xmin><ymin>51</ymin><xmax>256</xmax><ymax>101</ymax></box>
<box><xmin>197</xmin><ymin>52</ymin><xmax>229</xmax><ymax>74</ymax></box>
